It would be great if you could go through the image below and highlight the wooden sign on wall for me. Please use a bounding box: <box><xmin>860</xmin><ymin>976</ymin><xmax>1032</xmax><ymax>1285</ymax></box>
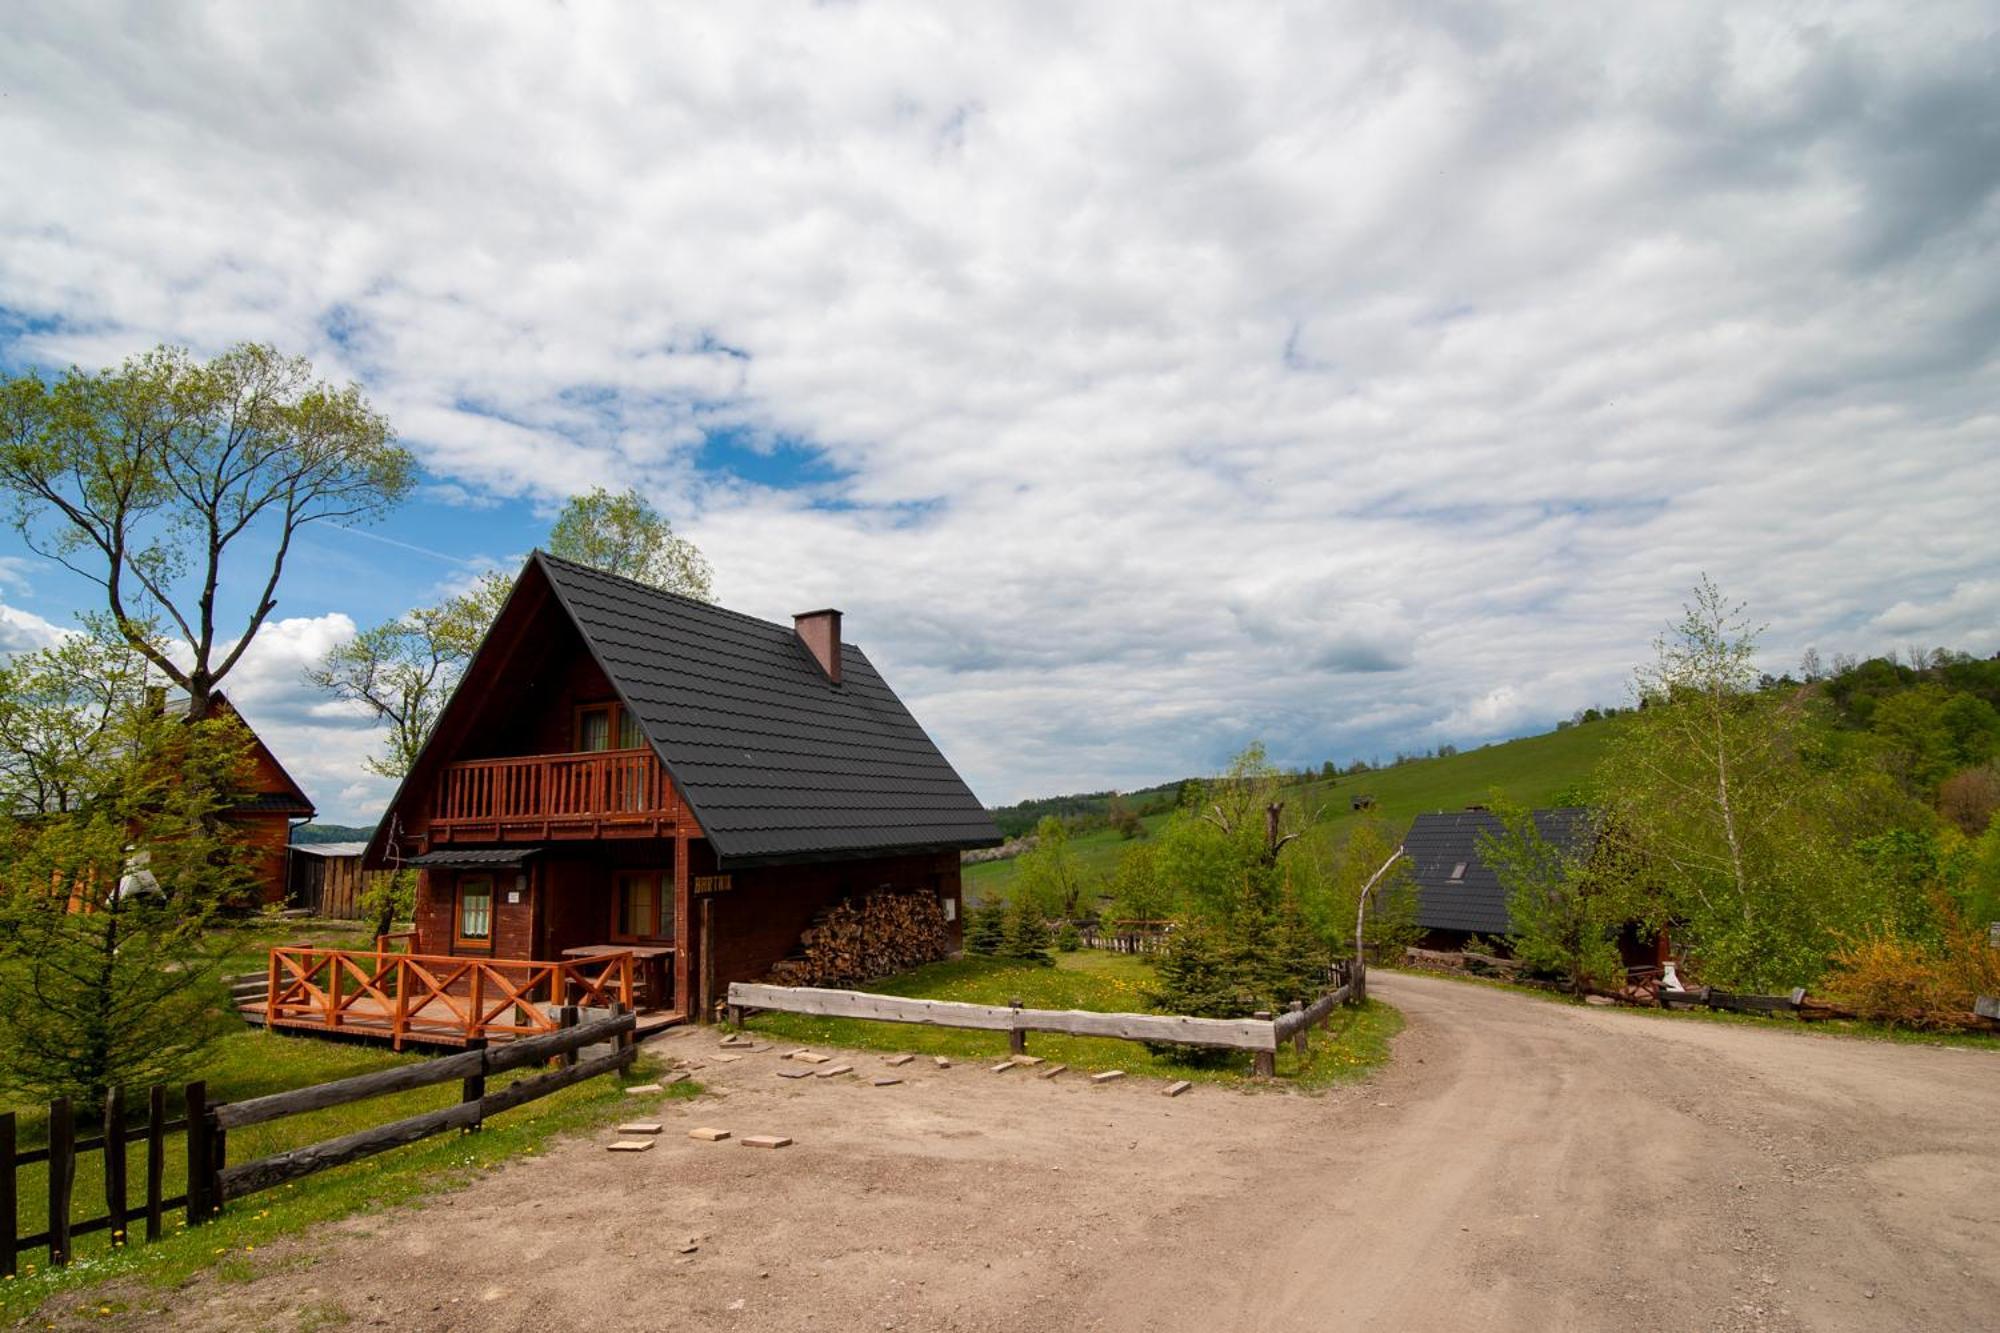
<box><xmin>693</xmin><ymin>874</ymin><xmax>734</xmax><ymax>896</ymax></box>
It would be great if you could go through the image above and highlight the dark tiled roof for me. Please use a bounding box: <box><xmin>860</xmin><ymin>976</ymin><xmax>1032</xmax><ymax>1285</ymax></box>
<box><xmin>1404</xmin><ymin>807</ymin><xmax>1599</xmax><ymax>936</ymax></box>
<box><xmin>229</xmin><ymin>791</ymin><xmax>316</xmax><ymax>816</ymax></box>
<box><xmin>536</xmin><ymin>553</ymin><xmax>1001</xmax><ymax>866</ymax></box>
<box><xmin>406</xmin><ymin>848</ymin><xmax>542</xmax><ymax>868</ymax></box>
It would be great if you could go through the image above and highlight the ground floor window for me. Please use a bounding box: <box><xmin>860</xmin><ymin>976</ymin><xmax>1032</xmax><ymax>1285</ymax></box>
<box><xmin>455</xmin><ymin>874</ymin><xmax>493</xmax><ymax>947</ymax></box>
<box><xmin>613</xmin><ymin>869</ymin><xmax>673</xmax><ymax>941</ymax></box>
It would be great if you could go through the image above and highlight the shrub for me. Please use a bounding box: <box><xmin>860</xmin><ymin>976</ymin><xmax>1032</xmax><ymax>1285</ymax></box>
<box><xmin>965</xmin><ymin>899</ymin><xmax>1006</xmax><ymax>956</ymax></box>
<box><xmin>1055</xmin><ymin>921</ymin><xmax>1082</xmax><ymax>952</ymax></box>
<box><xmin>999</xmin><ymin>896</ymin><xmax>1054</xmax><ymax>966</ymax></box>
<box><xmin>1821</xmin><ymin>916</ymin><xmax>2000</xmax><ymax>1028</ymax></box>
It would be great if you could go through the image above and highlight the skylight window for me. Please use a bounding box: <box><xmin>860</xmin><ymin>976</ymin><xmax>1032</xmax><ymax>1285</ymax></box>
<box><xmin>1449</xmin><ymin>862</ymin><xmax>1467</xmax><ymax>881</ymax></box>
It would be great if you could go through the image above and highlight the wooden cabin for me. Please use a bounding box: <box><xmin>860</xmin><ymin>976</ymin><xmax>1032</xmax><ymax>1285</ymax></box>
<box><xmin>358</xmin><ymin>552</ymin><xmax>1001</xmax><ymax>1029</ymax></box>
<box><xmin>1404</xmin><ymin>806</ymin><xmax>1665</xmax><ymax>971</ymax></box>
<box><xmin>186</xmin><ymin>691</ymin><xmax>316</xmax><ymax>906</ymax></box>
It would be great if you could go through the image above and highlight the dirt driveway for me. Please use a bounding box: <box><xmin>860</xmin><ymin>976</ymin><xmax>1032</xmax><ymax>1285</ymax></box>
<box><xmin>89</xmin><ymin>972</ymin><xmax>1998</xmax><ymax>1332</ymax></box>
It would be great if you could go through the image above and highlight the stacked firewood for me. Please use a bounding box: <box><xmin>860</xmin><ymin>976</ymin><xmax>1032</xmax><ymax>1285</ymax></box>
<box><xmin>767</xmin><ymin>891</ymin><xmax>952</xmax><ymax>987</ymax></box>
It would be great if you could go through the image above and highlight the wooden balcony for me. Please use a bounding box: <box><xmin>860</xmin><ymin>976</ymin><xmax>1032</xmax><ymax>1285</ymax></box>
<box><xmin>430</xmin><ymin>747</ymin><xmax>682</xmax><ymax>842</ymax></box>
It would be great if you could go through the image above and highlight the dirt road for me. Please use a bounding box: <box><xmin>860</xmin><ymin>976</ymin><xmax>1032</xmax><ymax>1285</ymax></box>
<box><xmin>93</xmin><ymin>972</ymin><xmax>1998</xmax><ymax>1332</ymax></box>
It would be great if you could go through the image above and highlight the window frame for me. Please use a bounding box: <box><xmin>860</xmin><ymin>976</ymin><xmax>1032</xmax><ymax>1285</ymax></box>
<box><xmin>610</xmin><ymin>868</ymin><xmax>675</xmax><ymax>943</ymax></box>
<box><xmin>454</xmin><ymin>874</ymin><xmax>495</xmax><ymax>951</ymax></box>
<box><xmin>575</xmin><ymin>700</ymin><xmax>646</xmax><ymax>752</ymax></box>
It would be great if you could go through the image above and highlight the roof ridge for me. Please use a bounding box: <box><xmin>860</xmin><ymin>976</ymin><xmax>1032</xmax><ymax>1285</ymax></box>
<box><xmin>534</xmin><ymin>549</ymin><xmax>858</xmax><ymax>644</ymax></box>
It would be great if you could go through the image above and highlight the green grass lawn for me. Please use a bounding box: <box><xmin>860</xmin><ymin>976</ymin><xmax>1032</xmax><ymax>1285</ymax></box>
<box><xmin>2</xmin><ymin>1025</ymin><xmax>691</xmax><ymax>1323</ymax></box>
<box><xmin>205</xmin><ymin>915</ymin><xmax>390</xmax><ymax>978</ymax></box>
<box><xmin>965</xmin><ymin>723</ymin><xmax>1614</xmax><ymax>905</ymax></box>
<box><xmin>740</xmin><ymin>950</ymin><xmax>1401</xmax><ymax>1091</ymax></box>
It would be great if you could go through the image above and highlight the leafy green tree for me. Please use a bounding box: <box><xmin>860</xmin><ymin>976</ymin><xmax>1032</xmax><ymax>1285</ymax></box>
<box><xmin>1479</xmin><ymin>804</ymin><xmax>1630</xmax><ymax>993</ymax></box>
<box><xmin>304</xmin><ymin>596</ymin><xmax>490</xmax><ymax>777</ymax></box>
<box><xmin>359</xmin><ymin>868</ymin><xmax>419</xmax><ymax>941</ymax></box>
<box><xmin>548</xmin><ymin>485</ymin><xmax>713</xmax><ymax>601</ymax></box>
<box><xmin>1870</xmin><ymin>685</ymin><xmax>2000</xmax><ymax>790</ymax></box>
<box><xmin>1015</xmin><ymin>815</ymin><xmax>1088</xmax><ymax>920</ymax></box>
<box><xmin>0</xmin><ymin>628</ymin><xmax>258</xmax><ymax>1102</ymax></box>
<box><xmin>1598</xmin><ymin>578</ymin><xmax>1903</xmax><ymax>989</ymax></box>
<box><xmin>999</xmin><ymin>895</ymin><xmax>1054</xmax><ymax>966</ymax></box>
<box><xmin>1106</xmin><ymin>841</ymin><xmax>1177</xmax><ymax>926</ymax></box>
<box><xmin>0</xmin><ymin>343</ymin><xmax>414</xmax><ymax>719</ymax></box>
<box><xmin>964</xmin><ymin>899</ymin><xmax>1006</xmax><ymax>956</ymax></box>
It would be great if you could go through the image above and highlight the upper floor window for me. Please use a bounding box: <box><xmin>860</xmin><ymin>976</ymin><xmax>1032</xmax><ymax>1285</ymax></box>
<box><xmin>577</xmin><ymin>701</ymin><xmax>647</xmax><ymax>752</ymax></box>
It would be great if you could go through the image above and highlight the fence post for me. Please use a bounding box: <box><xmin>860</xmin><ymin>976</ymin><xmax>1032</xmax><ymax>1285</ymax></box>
<box><xmin>1290</xmin><ymin>1000</ymin><xmax>1307</xmax><ymax>1057</ymax></box>
<box><xmin>559</xmin><ymin>1005</ymin><xmax>580</xmax><ymax>1068</ymax></box>
<box><xmin>184</xmin><ymin>1082</ymin><xmax>209</xmax><ymax>1226</ymax></box>
<box><xmin>1252</xmin><ymin>1015</ymin><xmax>1275</xmax><ymax>1078</ymax></box>
<box><xmin>103</xmin><ymin>1086</ymin><xmax>127</xmax><ymax>1247</ymax></box>
<box><xmin>46</xmin><ymin>1096</ymin><xmax>73</xmax><ymax>1266</ymax></box>
<box><xmin>145</xmin><ymin>1086</ymin><xmax>165</xmax><ymax>1243</ymax></box>
<box><xmin>461</xmin><ymin>1037</ymin><xmax>488</xmax><ymax>1131</ymax></box>
<box><xmin>468</xmin><ymin>965</ymin><xmax>486</xmax><ymax>1043</ymax></box>
<box><xmin>1008</xmin><ymin>997</ymin><xmax>1026</xmax><ymax>1057</ymax></box>
<box><xmin>1</xmin><ymin>1111</ymin><xmax>15</xmax><ymax>1278</ymax></box>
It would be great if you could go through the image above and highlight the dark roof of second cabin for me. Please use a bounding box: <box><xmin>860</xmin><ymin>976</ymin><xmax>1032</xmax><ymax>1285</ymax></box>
<box><xmin>1405</xmin><ymin>807</ymin><xmax>1598</xmax><ymax>936</ymax></box>
<box><xmin>534</xmin><ymin>552</ymin><xmax>1001</xmax><ymax>865</ymax></box>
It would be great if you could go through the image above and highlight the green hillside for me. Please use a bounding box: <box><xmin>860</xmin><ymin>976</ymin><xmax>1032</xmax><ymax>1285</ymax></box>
<box><xmin>964</xmin><ymin>722</ymin><xmax>1615</xmax><ymax>905</ymax></box>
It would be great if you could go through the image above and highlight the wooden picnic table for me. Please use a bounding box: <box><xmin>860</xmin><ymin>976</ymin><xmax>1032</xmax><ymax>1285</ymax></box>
<box><xmin>561</xmin><ymin>944</ymin><xmax>674</xmax><ymax>1011</ymax></box>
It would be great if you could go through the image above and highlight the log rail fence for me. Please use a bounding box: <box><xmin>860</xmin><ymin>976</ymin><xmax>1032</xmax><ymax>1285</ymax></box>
<box><xmin>727</xmin><ymin>960</ymin><xmax>1359</xmax><ymax>1078</ymax></box>
<box><xmin>1</xmin><ymin>1008</ymin><xmax>635</xmax><ymax>1278</ymax></box>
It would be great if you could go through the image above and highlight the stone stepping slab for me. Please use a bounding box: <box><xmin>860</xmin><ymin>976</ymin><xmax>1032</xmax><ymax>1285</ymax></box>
<box><xmin>1038</xmin><ymin>1064</ymin><xmax>1068</xmax><ymax>1080</ymax></box>
<box><xmin>1163</xmin><ymin>1081</ymin><xmax>1192</xmax><ymax>1097</ymax></box>
<box><xmin>1091</xmin><ymin>1070</ymin><xmax>1126</xmax><ymax>1084</ymax></box>
<box><xmin>741</xmin><ymin>1135</ymin><xmax>792</xmax><ymax>1150</ymax></box>
<box><xmin>617</xmin><ymin>1122</ymin><xmax>664</xmax><ymax>1135</ymax></box>
<box><xmin>872</xmin><ymin>1076</ymin><xmax>902</xmax><ymax>1087</ymax></box>
<box><xmin>688</xmin><ymin>1127</ymin><xmax>731</xmax><ymax>1142</ymax></box>
<box><xmin>776</xmin><ymin>1068</ymin><xmax>812</xmax><ymax>1080</ymax></box>
<box><xmin>607</xmin><ymin>1139</ymin><xmax>655</xmax><ymax>1152</ymax></box>
<box><xmin>884</xmin><ymin>1054</ymin><xmax>915</xmax><ymax>1067</ymax></box>
<box><xmin>814</xmin><ymin>1064</ymin><xmax>854</xmax><ymax>1078</ymax></box>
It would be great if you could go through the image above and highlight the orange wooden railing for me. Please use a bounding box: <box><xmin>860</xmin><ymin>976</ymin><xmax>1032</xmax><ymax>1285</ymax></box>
<box><xmin>263</xmin><ymin>946</ymin><xmax>635</xmax><ymax>1049</ymax></box>
<box><xmin>431</xmin><ymin>747</ymin><xmax>676</xmax><ymax>830</ymax></box>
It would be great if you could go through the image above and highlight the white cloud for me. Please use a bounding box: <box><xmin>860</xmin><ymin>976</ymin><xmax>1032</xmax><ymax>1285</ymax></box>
<box><xmin>0</xmin><ymin>601</ymin><xmax>67</xmax><ymax>655</ymax></box>
<box><xmin>2</xmin><ymin>2</ymin><xmax>1997</xmax><ymax>809</ymax></box>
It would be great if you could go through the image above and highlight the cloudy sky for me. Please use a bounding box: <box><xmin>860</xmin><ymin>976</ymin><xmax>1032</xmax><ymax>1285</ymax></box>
<box><xmin>2</xmin><ymin>2</ymin><xmax>1997</xmax><ymax>824</ymax></box>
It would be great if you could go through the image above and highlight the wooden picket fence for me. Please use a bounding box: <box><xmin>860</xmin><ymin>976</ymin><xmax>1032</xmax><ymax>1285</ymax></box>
<box><xmin>1</xmin><ymin>1008</ymin><xmax>635</xmax><ymax>1277</ymax></box>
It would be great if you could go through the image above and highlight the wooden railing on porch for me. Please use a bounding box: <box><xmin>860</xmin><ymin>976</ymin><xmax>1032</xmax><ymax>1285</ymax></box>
<box><xmin>262</xmin><ymin>946</ymin><xmax>634</xmax><ymax>1049</ymax></box>
<box><xmin>431</xmin><ymin>747</ymin><xmax>677</xmax><ymax>835</ymax></box>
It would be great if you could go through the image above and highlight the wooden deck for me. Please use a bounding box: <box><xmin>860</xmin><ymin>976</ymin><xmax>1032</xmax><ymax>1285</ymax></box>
<box><xmin>242</xmin><ymin>994</ymin><xmax>684</xmax><ymax>1048</ymax></box>
<box><xmin>255</xmin><ymin>946</ymin><xmax>685</xmax><ymax>1050</ymax></box>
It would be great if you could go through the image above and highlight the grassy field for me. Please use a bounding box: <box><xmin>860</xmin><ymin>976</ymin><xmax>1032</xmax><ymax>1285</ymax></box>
<box><xmin>965</xmin><ymin>722</ymin><xmax>1615</xmax><ymax>904</ymax></box>
<box><xmin>1</xmin><ymin>1025</ymin><xmax>691</xmax><ymax>1323</ymax></box>
<box><xmin>739</xmin><ymin>950</ymin><xmax>1401</xmax><ymax>1091</ymax></box>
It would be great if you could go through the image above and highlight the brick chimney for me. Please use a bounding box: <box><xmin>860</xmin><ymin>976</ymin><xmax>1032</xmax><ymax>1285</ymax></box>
<box><xmin>794</xmin><ymin>609</ymin><xmax>842</xmax><ymax>685</ymax></box>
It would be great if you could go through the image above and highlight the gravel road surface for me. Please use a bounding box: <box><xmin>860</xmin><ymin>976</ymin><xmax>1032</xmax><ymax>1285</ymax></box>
<box><xmin>77</xmin><ymin>971</ymin><xmax>1999</xmax><ymax>1332</ymax></box>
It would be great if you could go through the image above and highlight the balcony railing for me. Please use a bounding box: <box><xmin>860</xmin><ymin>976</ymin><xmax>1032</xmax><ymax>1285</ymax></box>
<box><xmin>431</xmin><ymin>747</ymin><xmax>678</xmax><ymax>834</ymax></box>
